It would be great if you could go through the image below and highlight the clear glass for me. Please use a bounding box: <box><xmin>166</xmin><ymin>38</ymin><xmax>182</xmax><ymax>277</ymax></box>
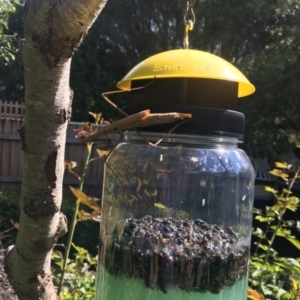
<box><xmin>96</xmin><ymin>132</ymin><xmax>255</xmax><ymax>300</ymax></box>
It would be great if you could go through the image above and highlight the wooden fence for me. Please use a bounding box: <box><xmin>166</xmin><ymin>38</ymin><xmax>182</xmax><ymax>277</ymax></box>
<box><xmin>0</xmin><ymin>100</ymin><xmax>117</xmax><ymax>196</ymax></box>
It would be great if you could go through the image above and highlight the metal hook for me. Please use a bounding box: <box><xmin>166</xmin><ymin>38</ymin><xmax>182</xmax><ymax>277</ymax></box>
<box><xmin>183</xmin><ymin>0</ymin><xmax>196</xmax><ymax>49</ymax></box>
<box><xmin>184</xmin><ymin>1</ymin><xmax>196</xmax><ymax>25</ymax></box>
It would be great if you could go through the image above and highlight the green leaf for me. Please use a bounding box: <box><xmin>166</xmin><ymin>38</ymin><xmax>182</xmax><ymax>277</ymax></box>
<box><xmin>265</xmin><ymin>186</ymin><xmax>277</xmax><ymax>194</ymax></box>
<box><xmin>254</xmin><ymin>227</ymin><xmax>263</xmax><ymax>234</ymax></box>
<box><xmin>255</xmin><ymin>215</ymin><xmax>275</xmax><ymax>222</ymax></box>
<box><xmin>287</xmin><ymin>237</ymin><xmax>300</xmax><ymax>250</ymax></box>
<box><xmin>257</xmin><ymin>243</ymin><xmax>269</xmax><ymax>251</ymax></box>
<box><xmin>270</xmin><ymin>226</ymin><xmax>291</xmax><ymax>237</ymax></box>
<box><xmin>52</xmin><ymin>250</ymin><xmax>63</xmax><ymax>261</ymax></box>
<box><xmin>253</xmin><ymin>207</ymin><xmax>263</xmax><ymax>215</ymax></box>
<box><xmin>270</xmin><ymin>203</ymin><xmax>284</xmax><ymax>215</ymax></box>
<box><xmin>274</xmin><ymin>162</ymin><xmax>291</xmax><ymax>169</ymax></box>
<box><xmin>296</xmin><ymin>220</ymin><xmax>300</xmax><ymax>232</ymax></box>
<box><xmin>285</xmin><ymin>258</ymin><xmax>300</xmax><ymax>268</ymax></box>
<box><xmin>288</xmin><ymin>196</ymin><xmax>299</xmax><ymax>205</ymax></box>
<box><xmin>77</xmin><ymin>209</ymin><xmax>100</xmax><ymax>222</ymax></box>
<box><xmin>261</xmin><ymin>283</ymin><xmax>273</xmax><ymax>296</ymax></box>
<box><xmin>277</xmin><ymin>288</ymin><xmax>289</xmax><ymax>298</ymax></box>
<box><xmin>70</xmin><ymin>187</ymin><xmax>89</xmax><ymax>203</ymax></box>
<box><xmin>72</xmin><ymin>243</ymin><xmax>88</xmax><ymax>255</ymax></box>
<box><xmin>282</xmin><ymin>188</ymin><xmax>292</xmax><ymax>195</ymax></box>
<box><xmin>86</xmin><ymin>253</ymin><xmax>93</xmax><ymax>264</ymax></box>
<box><xmin>252</xmin><ymin>227</ymin><xmax>266</xmax><ymax>239</ymax></box>
<box><xmin>64</xmin><ymin>160</ymin><xmax>77</xmax><ymax>170</ymax></box>
<box><xmin>269</xmin><ymin>169</ymin><xmax>289</xmax><ymax>180</ymax></box>
<box><xmin>286</xmin><ymin>204</ymin><xmax>298</xmax><ymax>212</ymax></box>
<box><xmin>252</xmin><ymin>268</ymin><xmax>266</xmax><ymax>277</ymax></box>
<box><xmin>82</xmin><ymin>197</ymin><xmax>101</xmax><ymax>214</ymax></box>
<box><xmin>274</xmin><ymin>258</ymin><xmax>300</xmax><ymax>275</ymax></box>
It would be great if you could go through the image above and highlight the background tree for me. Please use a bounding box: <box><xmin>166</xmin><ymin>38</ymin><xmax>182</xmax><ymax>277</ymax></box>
<box><xmin>239</xmin><ymin>0</ymin><xmax>300</xmax><ymax>152</ymax></box>
<box><xmin>0</xmin><ymin>0</ymin><xmax>23</xmax><ymax>101</ymax></box>
<box><xmin>4</xmin><ymin>1</ymin><xmax>107</xmax><ymax>299</ymax></box>
<box><xmin>0</xmin><ymin>0</ymin><xmax>18</xmax><ymax>62</ymax></box>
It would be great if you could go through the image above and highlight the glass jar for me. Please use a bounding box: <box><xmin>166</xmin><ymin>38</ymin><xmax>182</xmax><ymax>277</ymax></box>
<box><xmin>96</xmin><ymin>128</ymin><xmax>255</xmax><ymax>300</ymax></box>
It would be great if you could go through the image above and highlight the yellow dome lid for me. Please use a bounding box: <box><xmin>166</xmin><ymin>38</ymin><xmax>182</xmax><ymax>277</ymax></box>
<box><xmin>117</xmin><ymin>49</ymin><xmax>255</xmax><ymax>98</ymax></box>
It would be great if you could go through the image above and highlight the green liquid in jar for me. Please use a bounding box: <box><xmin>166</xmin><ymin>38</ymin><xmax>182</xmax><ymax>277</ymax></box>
<box><xmin>96</xmin><ymin>270</ymin><xmax>248</xmax><ymax>300</ymax></box>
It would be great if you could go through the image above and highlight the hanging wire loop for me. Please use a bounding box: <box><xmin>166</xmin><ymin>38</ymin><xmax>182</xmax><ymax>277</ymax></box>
<box><xmin>183</xmin><ymin>0</ymin><xmax>196</xmax><ymax>49</ymax></box>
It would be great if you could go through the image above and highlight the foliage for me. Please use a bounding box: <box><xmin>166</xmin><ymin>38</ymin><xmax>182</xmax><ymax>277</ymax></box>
<box><xmin>0</xmin><ymin>189</ymin><xmax>20</xmax><ymax>246</ymax></box>
<box><xmin>0</xmin><ymin>0</ymin><xmax>24</xmax><ymax>101</ymax></box>
<box><xmin>0</xmin><ymin>189</ymin><xmax>99</xmax><ymax>254</ymax></box>
<box><xmin>0</xmin><ymin>189</ymin><xmax>20</xmax><ymax>227</ymax></box>
<box><xmin>58</xmin><ymin>195</ymin><xmax>99</xmax><ymax>256</ymax></box>
<box><xmin>238</xmin><ymin>1</ymin><xmax>300</xmax><ymax>152</ymax></box>
<box><xmin>289</xmin><ymin>276</ymin><xmax>300</xmax><ymax>300</ymax></box>
<box><xmin>52</xmin><ymin>244</ymin><xmax>97</xmax><ymax>300</ymax></box>
<box><xmin>248</xmin><ymin>277</ymin><xmax>300</xmax><ymax>300</ymax></box>
<box><xmin>248</xmin><ymin>161</ymin><xmax>300</xmax><ymax>300</ymax></box>
<box><xmin>0</xmin><ymin>0</ymin><xmax>18</xmax><ymax>63</ymax></box>
<box><xmin>57</xmin><ymin>112</ymin><xmax>107</xmax><ymax>295</ymax></box>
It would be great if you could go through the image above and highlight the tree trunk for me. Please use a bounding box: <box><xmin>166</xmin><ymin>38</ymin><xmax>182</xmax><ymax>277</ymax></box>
<box><xmin>5</xmin><ymin>1</ymin><xmax>107</xmax><ymax>299</ymax></box>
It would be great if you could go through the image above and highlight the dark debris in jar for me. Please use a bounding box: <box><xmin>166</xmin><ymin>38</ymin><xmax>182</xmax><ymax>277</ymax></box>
<box><xmin>102</xmin><ymin>215</ymin><xmax>249</xmax><ymax>294</ymax></box>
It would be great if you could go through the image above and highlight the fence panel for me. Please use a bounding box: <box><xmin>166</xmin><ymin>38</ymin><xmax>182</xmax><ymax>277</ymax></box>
<box><xmin>0</xmin><ymin>101</ymin><xmax>117</xmax><ymax>196</ymax></box>
<box><xmin>0</xmin><ymin>100</ymin><xmax>25</xmax><ymax>119</ymax></box>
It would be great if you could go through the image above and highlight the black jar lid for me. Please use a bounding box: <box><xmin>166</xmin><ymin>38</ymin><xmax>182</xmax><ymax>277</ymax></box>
<box><xmin>122</xmin><ymin>105</ymin><xmax>245</xmax><ymax>140</ymax></box>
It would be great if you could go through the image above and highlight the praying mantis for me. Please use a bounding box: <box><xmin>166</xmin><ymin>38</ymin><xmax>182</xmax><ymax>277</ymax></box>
<box><xmin>82</xmin><ymin>82</ymin><xmax>192</xmax><ymax>146</ymax></box>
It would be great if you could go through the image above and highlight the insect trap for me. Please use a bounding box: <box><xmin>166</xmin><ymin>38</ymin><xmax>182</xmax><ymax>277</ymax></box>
<box><xmin>95</xmin><ymin>2</ymin><xmax>256</xmax><ymax>300</ymax></box>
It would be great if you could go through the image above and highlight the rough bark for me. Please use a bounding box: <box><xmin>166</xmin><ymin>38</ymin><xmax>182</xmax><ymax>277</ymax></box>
<box><xmin>4</xmin><ymin>1</ymin><xmax>107</xmax><ymax>299</ymax></box>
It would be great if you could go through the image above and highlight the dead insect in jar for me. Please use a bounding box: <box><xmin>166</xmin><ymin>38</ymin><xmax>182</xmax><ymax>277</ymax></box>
<box><xmin>154</xmin><ymin>202</ymin><xmax>168</xmax><ymax>210</ymax></box>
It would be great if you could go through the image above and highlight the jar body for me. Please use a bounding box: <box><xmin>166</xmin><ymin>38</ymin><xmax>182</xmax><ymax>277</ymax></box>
<box><xmin>96</xmin><ymin>132</ymin><xmax>255</xmax><ymax>300</ymax></box>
